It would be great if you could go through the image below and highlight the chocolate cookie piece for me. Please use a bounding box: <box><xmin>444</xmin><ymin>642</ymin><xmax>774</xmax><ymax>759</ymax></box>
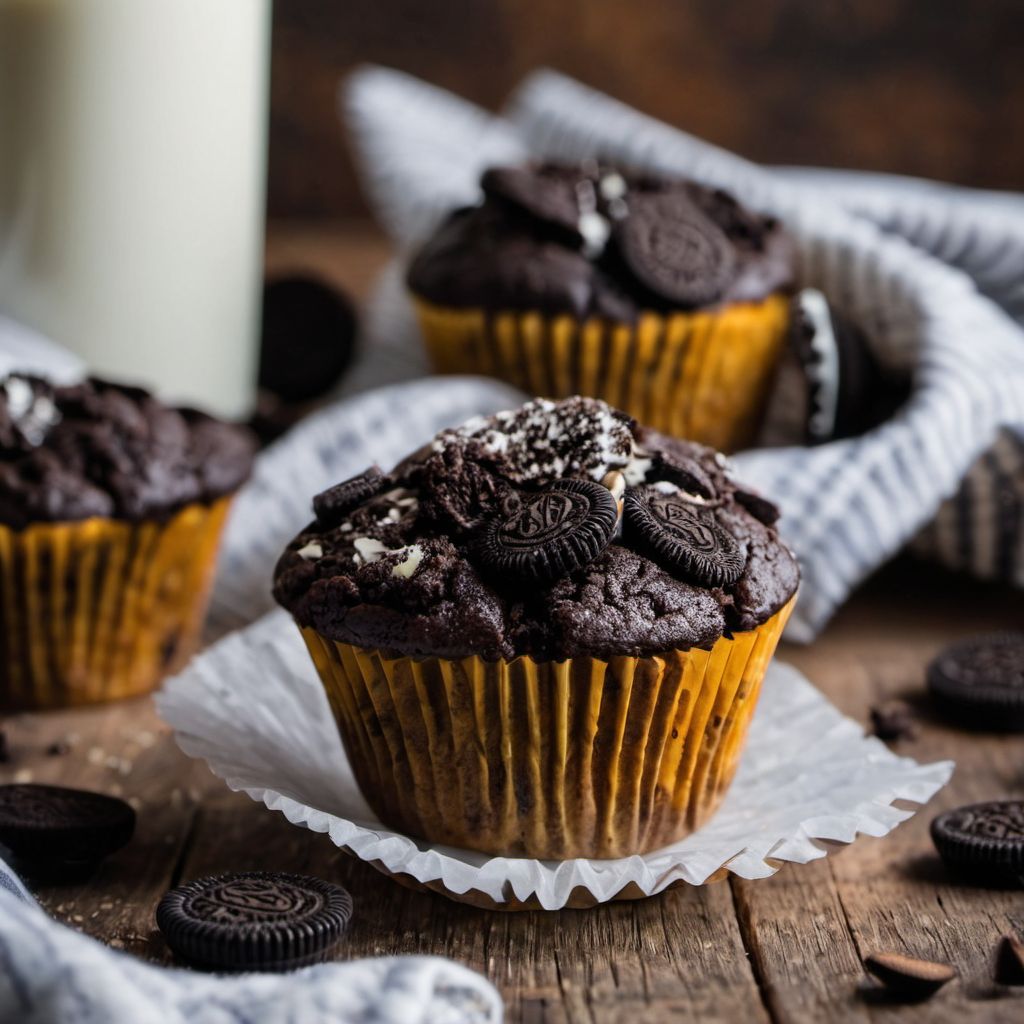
<box><xmin>931</xmin><ymin>800</ymin><xmax>1024</xmax><ymax>884</ymax></box>
<box><xmin>157</xmin><ymin>872</ymin><xmax>353</xmax><ymax>972</ymax></box>
<box><xmin>481</xmin><ymin>166</ymin><xmax>583</xmax><ymax>241</ymax></box>
<box><xmin>863</xmin><ymin>952</ymin><xmax>956</xmax><ymax>1001</ymax></box>
<box><xmin>624</xmin><ymin>488</ymin><xmax>745</xmax><ymax>587</ymax></box>
<box><xmin>734</xmin><ymin>488</ymin><xmax>781</xmax><ymax>526</ymax></box>
<box><xmin>313</xmin><ymin>467</ymin><xmax>385</xmax><ymax>527</ymax></box>
<box><xmin>927</xmin><ymin>633</ymin><xmax>1024</xmax><ymax>731</ymax></box>
<box><xmin>615</xmin><ymin>193</ymin><xmax>736</xmax><ymax>307</ymax></box>
<box><xmin>995</xmin><ymin>933</ymin><xmax>1024</xmax><ymax>985</ymax></box>
<box><xmin>0</xmin><ymin>784</ymin><xmax>135</xmax><ymax>880</ymax></box>
<box><xmin>472</xmin><ymin>479</ymin><xmax>617</xmax><ymax>583</ymax></box>
<box><xmin>869</xmin><ymin>699</ymin><xmax>918</xmax><ymax>742</ymax></box>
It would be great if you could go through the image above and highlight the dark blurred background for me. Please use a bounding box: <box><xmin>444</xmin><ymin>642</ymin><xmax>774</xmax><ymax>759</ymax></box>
<box><xmin>268</xmin><ymin>0</ymin><xmax>1024</xmax><ymax>220</ymax></box>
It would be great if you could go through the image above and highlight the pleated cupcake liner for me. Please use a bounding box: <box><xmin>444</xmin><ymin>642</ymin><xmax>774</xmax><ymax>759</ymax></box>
<box><xmin>300</xmin><ymin>597</ymin><xmax>793</xmax><ymax>860</ymax></box>
<box><xmin>412</xmin><ymin>294</ymin><xmax>791</xmax><ymax>453</ymax></box>
<box><xmin>0</xmin><ymin>497</ymin><xmax>232</xmax><ymax>710</ymax></box>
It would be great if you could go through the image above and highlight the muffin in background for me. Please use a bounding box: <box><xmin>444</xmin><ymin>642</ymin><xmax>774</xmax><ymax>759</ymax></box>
<box><xmin>407</xmin><ymin>164</ymin><xmax>796</xmax><ymax>453</ymax></box>
<box><xmin>0</xmin><ymin>375</ymin><xmax>255</xmax><ymax>710</ymax></box>
<box><xmin>274</xmin><ymin>396</ymin><xmax>798</xmax><ymax>860</ymax></box>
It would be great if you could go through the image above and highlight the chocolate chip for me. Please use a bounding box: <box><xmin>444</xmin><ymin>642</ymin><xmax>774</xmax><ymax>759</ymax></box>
<box><xmin>0</xmin><ymin>784</ymin><xmax>135</xmax><ymax>881</ymax></box>
<box><xmin>931</xmin><ymin>800</ymin><xmax>1024</xmax><ymax>885</ymax></box>
<box><xmin>472</xmin><ymin>479</ymin><xmax>617</xmax><ymax>583</ymax></box>
<box><xmin>313</xmin><ymin>467</ymin><xmax>384</xmax><ymax>527</ymax></box>
<box><xmin>615</xmin><ymin>193</ymin><xmax>736</xmax><ymax>306</ymax></box>
<box><xmin>624</xmin><ymin>488</ymin><xmax>745</xmax><ymax>587</ymax></box>
<box><xmin>995</xmin><ymin>933</ymin><xmax>1024</xmax><ymax>985</ymax></box>
<box><xmin>481</xmin><ymin>166</ymin><xmax>582</xmax><ymax>240</ymax></box>
<box><xmin>157</xmin><ymin>872</ymin><xmax>353</xmax><ymax>972</ymax></box>
<box><xmin>45</xmin><ymin>740</ymin><xmax>71</xmax><ymax>757</ymax></box>
<box><xmin>869</xmin><ymin>699</ymin><xmax>917</xmax><ymax>742</ymax></box>
<box><xmin>734</xmin><ymin>488</ymin><xmax>781</xmax><ymax>526</ymax></box>
<box><xmin>863</xmin><ymin>952</ymin><xmax>956</xmax><ymax>1001</ymax></box>
<box><xmin>927</xmin><ymin>633</ymin><xmax>1024</xmax><ymax>731</ymax></box>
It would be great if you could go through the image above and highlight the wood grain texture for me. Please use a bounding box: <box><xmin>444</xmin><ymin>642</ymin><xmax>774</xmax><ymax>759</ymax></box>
<box><xmin>268</xmin><ymin>0</ymin><xmax>1024</xmax><ymax>218</ymax></box>
<box><xmin>3</xmin><ymin>228</ymin><xmax>1024</xmax><ymax>1021</ymax></box>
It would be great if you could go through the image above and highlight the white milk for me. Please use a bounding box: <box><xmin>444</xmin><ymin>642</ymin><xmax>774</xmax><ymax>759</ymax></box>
<box><xmin>0</xmin><ymin>0</ymin><xmax>270</xmax><ymax>418</ymax></box>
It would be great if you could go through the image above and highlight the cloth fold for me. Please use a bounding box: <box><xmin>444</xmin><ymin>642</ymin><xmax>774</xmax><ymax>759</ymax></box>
<box><xmin>343</xmin><ymin>66</ymin><xmax>1024</xmax><ymax>640</ymax></box>
<box><xmin>0</xmin><ymin>857</ymin><xmax>501</xmax><ymax>1024</ymax></box>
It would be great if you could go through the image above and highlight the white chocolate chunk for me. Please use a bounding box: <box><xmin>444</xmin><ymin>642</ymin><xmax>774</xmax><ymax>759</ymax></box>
<box><xmin>296</xmin><ymin>541</ymin><xmax>322</xmax><ymax>561</ymax></box>
<box><xmin>352</xmin><ymin>536</ymin><xmax>389</xmax><ymax>565</ymax></box>
<box><xmin>390</xmin><ymin>544</ymin><xmax>425</xmax><ymax>579</ymax></box>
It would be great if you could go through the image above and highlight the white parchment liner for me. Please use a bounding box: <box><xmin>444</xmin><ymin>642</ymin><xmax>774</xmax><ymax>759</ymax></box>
<box><xmin>157</xmin><ymin>610</ymin><xmax>953</xmax><ymax>910</ymax></box>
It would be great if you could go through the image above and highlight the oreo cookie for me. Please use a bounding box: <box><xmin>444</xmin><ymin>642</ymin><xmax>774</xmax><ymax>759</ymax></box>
<box><xmin>0</xmin><ymin>784</ymin><xmax>135</xmax><ymax>881</ymax></box>
<box><xmin>615</xmin><ymin>193</ymin><xmax>736</xmax><ymax>307</ymax></box>
<box><xmin>472</xmin><ymin>479</ymin><xmax>617</xmax><ymax>583</ymax></box>
<box><xmin>930</xmin><ymin>800</ymin><xmax>1024</xmax><ymax>884</ymax></box>
<box><xmin>313</xmin><ymin>467</ymin><xmax>384</xmax><ymax>527</ymax></box>
<box><xmin>157</xmin><ymin>871</ymin><xmax>353</xmax><ymax>972</ymax></box>
<box><xmin>625</xmin><ymin>487</ymin><xmax>745</xmax><ymax>587</ymax></box>
<box><xmin>481</xmin><ymin>165</ymin><xmax>583</xmax><ymax>241</ymax></box>
<box><xmin>926</xmin><ymin>633</ymin><xmax>1024</xmax><ymax>731</ymax></box>
<box><xmin>259</xmin><ymin>275</ymin><xmax>357</xmax><ymax>404</ymax></box>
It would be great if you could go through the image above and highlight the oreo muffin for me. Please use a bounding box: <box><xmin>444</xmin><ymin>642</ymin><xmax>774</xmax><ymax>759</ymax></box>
<box><xmin>274</xmin><ymin>396</ymin><xmax>798</xmax><ymax>859</ymax></box>
<box><xmin>407</xmin><ymin>163</ymin><xmax>796</xmax><ymax>452</ymax></box>
<box><xmin>0</xmin><ymin>375</ymin><xmax>254</xmax><ymax>709</ymax></box>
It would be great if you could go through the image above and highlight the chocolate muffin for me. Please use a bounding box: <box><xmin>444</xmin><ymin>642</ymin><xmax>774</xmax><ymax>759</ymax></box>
<box><xmin>0</xmin><ymin>375</ymin><xmax>255</xmax><ymax>709</ymax></box>
<box><xmin>407</xmin><ymin>163</ymin><xmax>796</xmax><ymax>452</ymax></box>
<box><xmin>274</xmin><ymin>396</ymin><xmax>798</xmax><ymax>859</ymax></box>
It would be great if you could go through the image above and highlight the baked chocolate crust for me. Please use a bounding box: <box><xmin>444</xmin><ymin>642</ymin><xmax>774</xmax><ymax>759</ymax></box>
<box><xmin>407</xmin><ymin>163</ymin><xmax>795</xmax><ymax>319</ymax></box>
<box><xmin>273</xmin><ymin>397</ymin><xmax>799</xmax><ymax>661</ymax></box>
<box><xmin>0</xmin><ymin>375</ymin><xmax>256</xmax><ymax>528</ymax></box>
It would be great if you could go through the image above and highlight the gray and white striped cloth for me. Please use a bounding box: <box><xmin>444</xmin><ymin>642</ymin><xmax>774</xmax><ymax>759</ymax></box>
<box><xmin>344</xmin><ymin>66</ymin><xmax>1024</xmax><ymax>642</ymax></box>
<box><xmin>0</xmin><ymin>855</ymin><xmax>501</xmax><ymax>1024</ymax></box>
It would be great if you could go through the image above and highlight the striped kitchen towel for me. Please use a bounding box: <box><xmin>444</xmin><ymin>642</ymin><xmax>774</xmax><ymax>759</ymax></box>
<box><xmin>0</xmin><ymin>855</ymin><xmax>501</xmax><ymax>1024</ymax></box>
<box><xmin>343</xmin><ymin>66</ymin><xmax>1024</xmax><ymax>642</ymax></box>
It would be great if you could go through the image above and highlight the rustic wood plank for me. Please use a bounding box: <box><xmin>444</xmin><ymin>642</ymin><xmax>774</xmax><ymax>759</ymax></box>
<box><xmin>0</xmin><ymin>698</ymin><xmax>218</xmax><ymax>960</ymax></box>
<box><xmin>177</xmin><ymin>793</ymin><xmax>770</xmax><ymax>1023</ymax></box>
<box><xmin>772</xmin><ymin>565</ymin><xmax>1024</xmax><ymax>1022</ymax></box>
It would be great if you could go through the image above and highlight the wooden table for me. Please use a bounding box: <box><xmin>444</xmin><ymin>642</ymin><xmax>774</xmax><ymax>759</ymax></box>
<box><xmin>3</xmin><ymin>227</ymin><xmax>1024</xmax><ymax>1022</ymax></box>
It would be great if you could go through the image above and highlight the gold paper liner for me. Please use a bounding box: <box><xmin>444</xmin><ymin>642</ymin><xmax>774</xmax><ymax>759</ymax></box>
<box><xmin>301</xmin><ymin>596</ymin><xmax>794</xmax><ymax>860</ymax></box>
<box><xmin>412</xmin><ymin>294</ymin><xmax>791</xmax><ymax>453</ymax></box>
<box><xmin>0</xmin><ymin>498</ymin><xmax>232</xmax><ymax>710</ymax></box>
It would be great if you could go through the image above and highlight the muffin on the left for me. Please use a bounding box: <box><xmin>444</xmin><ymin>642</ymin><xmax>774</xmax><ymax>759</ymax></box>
<box><xmin>0</xmin><ymin>375</ymin><xmax>255</xmax><ymax>710</ymax></box>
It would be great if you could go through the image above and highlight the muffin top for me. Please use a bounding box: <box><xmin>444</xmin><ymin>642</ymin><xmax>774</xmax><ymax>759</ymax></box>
<box><xmin>406</xmin><ymin>163</ymin><xmax>795</xmax><ymax>321</ymax></box>
<box><xmin>273</xmin><ymin>397</ymin><xmax>799</xmax><ymax>662</ymax></box>
<box><xmin>0</xmin><ymin>375</ymin><xmax>256</xmax><ymax>528</ymax></box>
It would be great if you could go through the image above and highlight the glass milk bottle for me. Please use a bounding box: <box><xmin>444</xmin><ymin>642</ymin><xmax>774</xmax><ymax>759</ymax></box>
<box><xmin>0</xmin><ymin>0</ymin><xmax>270</xmax><ymax>419</ymax></box>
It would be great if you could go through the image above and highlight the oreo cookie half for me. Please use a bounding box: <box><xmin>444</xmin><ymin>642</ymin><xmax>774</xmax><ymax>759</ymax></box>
<box><xmin>472</xmin><ymin>479</ymin><xmax>617</xmax><ymax>583</ymax></box>
<box><xmin>157</xmin><ymin>871</ymin><xmax>354</xmax><ymax>972</ymax></box>
<box><xmin>0</xmin><ymin>784</ymin><xmax>135</xmax><ymax>881</ymax></box>
<box><xmin>650</xmin><ymin>449</ymin><xmax>716</xmax><ymax>499</ymax></box>
<box><xmin>481</xmin><ymin>166</ymin><xmax>582</xmax><ymax>240</ymax></box>
<box><xmin>624</xmin><ymin>487</ymin><xmax>746</xmax><ymax>587</ymax></box>
<box><xmin>313</xmin><ymin>467</ymin><xmax>384</xmax><ymax>527</ymax></box>
<box><xmin>616</xmin><ymin>193</ymin><xmax>736</xmax><ymax>307</ymax></box>
<box><xmin>931</xmin><ymin>801</ymin><xmax>1024</xmax><ymax>885</ymax></box>
<box><xmin>926</xmin><ymin>633</ymin><xmax>1024</xmax><ymax>731</ymax></box>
